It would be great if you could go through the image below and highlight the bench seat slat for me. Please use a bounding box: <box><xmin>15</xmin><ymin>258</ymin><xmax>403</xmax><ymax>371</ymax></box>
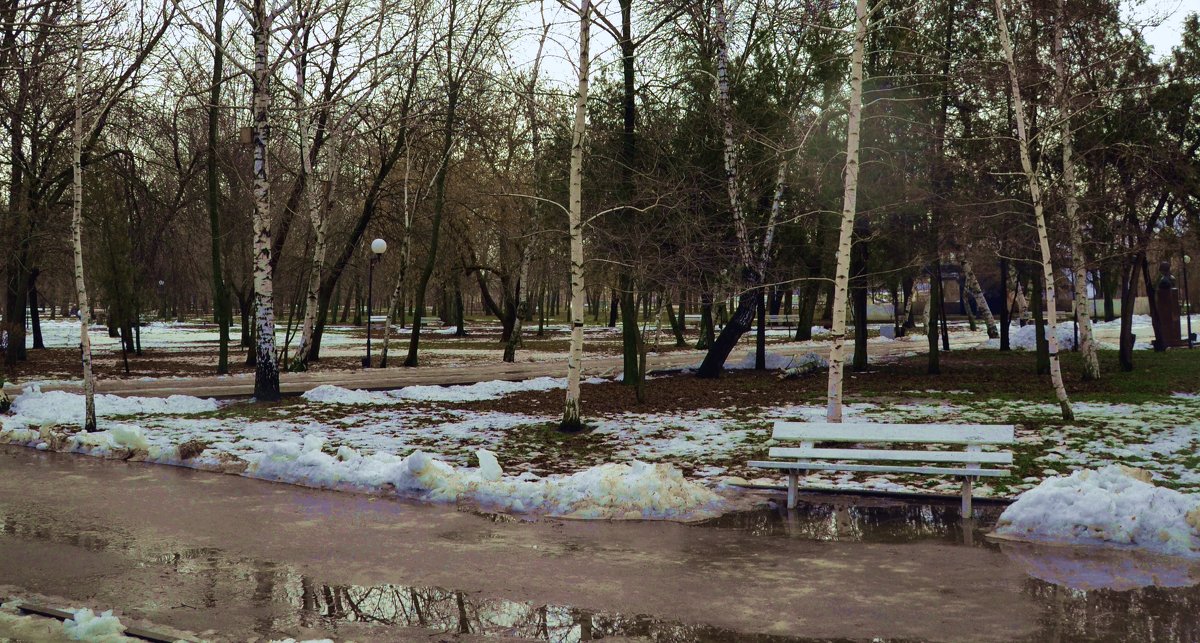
<box><xmin>772</xmin><ymin>422</ymin><xmax>1014</xmax><ymax>445</ymax></box>
<box><xmin>767</xmin><ymin>447</ymin><xmax>1013</xmax><ymax>465</ymax></box>
<box><xmin>747</xmin><ymin>461</ymin><xmax>1009</xmax><ymax>477</ymax></box>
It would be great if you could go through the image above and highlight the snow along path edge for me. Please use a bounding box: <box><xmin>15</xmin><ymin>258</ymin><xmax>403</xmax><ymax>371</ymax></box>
<box><xmin>0</xmin><ymin>424</ymin><xmax>729</xmax><ymax>522</ymax></box>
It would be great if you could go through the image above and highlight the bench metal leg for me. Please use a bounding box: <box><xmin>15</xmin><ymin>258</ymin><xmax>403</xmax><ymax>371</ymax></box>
<box><xmin>787</xmin><ymin>471</ymin><xmax>798</xmax><ymax>509</ymax></box>
<box><xmin>961</xmin><ymin>477</ymin><xmax>973</xmax><ymax>518</ymax></box>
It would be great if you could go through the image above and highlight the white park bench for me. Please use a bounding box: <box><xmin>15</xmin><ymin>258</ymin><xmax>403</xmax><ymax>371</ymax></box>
<box><xmin>748</xmin><ymin>421</ymin><xmax>1014</xmax><ymax>516</ymax></box>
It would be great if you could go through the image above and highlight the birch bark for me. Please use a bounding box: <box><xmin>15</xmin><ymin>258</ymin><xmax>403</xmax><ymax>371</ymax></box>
<box><xmin>72</xmin><ymin>0</ymin><xmax>96</xmax><ymax>431</ymax></box>
<box><xmin>562</xmin><ymin>0</ymin><xmax>590</xmax><ymax>430</ymax></box>
<box><xmin>251</xmin><ymin>0</ymin><xmax>280</xmax><ymax>400</ymax></box>
<box><xmin>994</xmin><ymin>0</ymin><xmax>1074</xmax><ymax>420</ymax></box>
<box><xmin>825</xmin><ymin>0</ymin><xmax>868</xmax><ymax>423</ymax></box>
<box><xmin>962</xmin><ymin>258</ymin><xmax>998</xmax><ymax>338</ymax></box>
<box><xmin>1054</xmin><ymin>0</ymin><xmax>1099</xmax><ymax>380</ymax></box>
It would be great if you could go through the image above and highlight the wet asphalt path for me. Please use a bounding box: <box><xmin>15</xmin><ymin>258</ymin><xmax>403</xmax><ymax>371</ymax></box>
<box><xmin>0</xmin><ymin>445</ymin><xmax>1057</xmax><ymax>642</ymax></box>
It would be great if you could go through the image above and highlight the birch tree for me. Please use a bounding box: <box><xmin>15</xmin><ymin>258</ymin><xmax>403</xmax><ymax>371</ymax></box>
<box><xmin>994</xmin><ymin>0</ymin><xmax>1074</xmax><ymax>421</ymax></box>
<box><xmin>247</xmin><ymin>0</ymin><xmax>282</xmax><ymax>399</ymax></box>
<box><xmin>961</xmin><ymin>256</ymin><xmax>998</xmax><ymax>338</ymax></box>
<box><xmin>562</xmin><ymin>0</ymin><xmax>590</xmax><ymax>431</ymax></box>
<box><xmin>72</xmin><ymin>0</ymin><xmax>96</xmax><ymax>431</ymax></box>
<box><xmin>825</xmin><ymin>0</ymin><xmax>868</xmax><ymax>423</ymax></box>
<box><xmin>1054</xmin><ymin>0</ymin><xmax>1099</xmax><ymax>380</ymax></box>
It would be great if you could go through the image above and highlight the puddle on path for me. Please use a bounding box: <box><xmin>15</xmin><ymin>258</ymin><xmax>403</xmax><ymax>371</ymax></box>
<box><xmin>2</xmin><ymin>488</ymin><xmax>1198</xmax><ymax>641</ymax></box>
<box><xmin>696</xmin><ymin>492</ymin><xmax>1005</xmax><ymax>546</ymax></box>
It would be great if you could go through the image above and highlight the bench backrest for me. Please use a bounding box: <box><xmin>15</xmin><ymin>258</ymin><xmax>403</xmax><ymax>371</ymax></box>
<box><xmin>768</xmin><ymin>421</ymin><xmax>1014</xmax><ymax>467</ymax></box>
<box><xmin>773</xmin><ymin>422</ymin><xmax>1013</xmax><ymax>445</ymax></box>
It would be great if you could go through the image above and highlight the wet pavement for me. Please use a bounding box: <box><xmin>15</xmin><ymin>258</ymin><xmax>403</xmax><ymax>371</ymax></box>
<box><xmin>1</xmin><ymin>445</ymin><xmax>1198</xmax><ymax>642</ymax></box>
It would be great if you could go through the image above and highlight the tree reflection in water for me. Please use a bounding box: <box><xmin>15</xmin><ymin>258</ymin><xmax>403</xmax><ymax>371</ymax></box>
<box><xmin>695</xmin><ymin>495</ymin><xmax>1005</xmax><ymax>545</ymax></box>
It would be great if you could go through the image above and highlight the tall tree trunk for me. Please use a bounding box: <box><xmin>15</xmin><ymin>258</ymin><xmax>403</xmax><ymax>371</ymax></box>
<box><xmin>72</xmin><ymin>0</ymin><xmax>96</xmax><ymax>431</ymax></box>
<box><xmin>1054</xmin><ymin>0</ymin><xmax>1098</xmax><ymax>380</ymax></box>
<box><xmin>962</xmin><ymin>258</ymin><xmax>998</xmax><ymax>338</ymax></box>
<box><xmin>250</xmin><ymin>0</ymin><xmax>280</xmax><ymax>400</ymax></box>
<box><xmin>207</xmin><ymin>0</ymin><xmax>231</xmax><ymax>375</ymax></box>
<box><xmin>825</xmin><ymin>0</ymin><xmax>867</xmax><ymax>422</ymax></box>
<box><xmin>27</xmin><ymin>268</ymin><xmax>43</xmax><ymax>349</ymax></box>
<box><xmin>561</xmin><ymin>0</ymin><xmax>590</xmax><ymax>431</ymax></box>
<box><xmin>405</xmin><ymin>70</ymin><xmax>459</xmax><ymax>367</ymax></box>
<box><xmin>995</xmin><ymin>0</ymin><xmax>1073</xmax><ymax>420</ymax></box>
<box><xmin>1118</xmin><ymin>254</ymin><xmax>1139</xmax><ymax>371</ymax></box>
<box><xmin>616</xmin><ymin>0</ymin><xmax>640</xmax><ymax>387</ymax></box>
<box><xmin>928</xmin><ymin>270</ymin><xmax>941</xmax><ymax>374</ymax></box>
<box><xmin>999</xmin><ymin>257</ymin><xmax>1011</xmax><ymax>350</ymax></box>
<box><xmin>696</xmin><ymin>0</ymin><xmax>778</xmax><ymax>378</ymax></box>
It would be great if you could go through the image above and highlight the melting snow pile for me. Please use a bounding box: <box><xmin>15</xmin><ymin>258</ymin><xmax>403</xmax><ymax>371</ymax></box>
<box><xmin>995</xmin><ymin>466</ymin><xmax>1200</xmax><ymax>558</ymax></box>
<box><xmin>245</xmin><ymin>439</ymin><xmax>725</xmax><ymax>520</ymax></box>
<box><xmin>62</xmin><ymin>608</ymin><xmax>133</xmax><ymax>642</ymax></box>
<box><xmin>7</xmin><ymin>386</ymin><xmax>218</xmax><ymax>424</ymax></box>
<box><xmin>979</xmin><ymin>323</ymin><xmax>1078</xmax><ymax>351</ymax></box>
<box><xmin>302</xmin><ymin>377</ymin><xmax>604</xmax><ymax>405</ymax></box>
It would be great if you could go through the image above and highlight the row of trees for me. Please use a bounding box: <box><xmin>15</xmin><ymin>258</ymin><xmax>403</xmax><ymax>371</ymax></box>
<box><xmin>1</xmin><ymin>0</ymin><xmax>1196</xmax><ymax>429</ymax></box>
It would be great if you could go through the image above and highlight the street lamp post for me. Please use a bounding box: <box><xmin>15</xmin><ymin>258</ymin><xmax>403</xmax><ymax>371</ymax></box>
<box><xmin>1183</xmin><ymin>253</ymin><xmax>1193</xmax><ymax>348</ymax></box>
<box><xmin>157</xmin><ymin>280</ymin><xmax>165</xmax><ymax>320</ymax></box>
<box><xmin>364</xmin><ymin>238</ymin><xmax>388</xmax><ymax>367</ymax></box>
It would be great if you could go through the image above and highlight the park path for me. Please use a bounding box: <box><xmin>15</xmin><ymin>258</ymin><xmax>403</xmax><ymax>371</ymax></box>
<box><xmin>2</xmin><ymin>333</ymin><xmax>982</xmax><ymax>399</ymax></box>
<box><xmin>0</xmin><ymin>445</ymin><xmax>1045</xmax><ymax>642</ymax></box>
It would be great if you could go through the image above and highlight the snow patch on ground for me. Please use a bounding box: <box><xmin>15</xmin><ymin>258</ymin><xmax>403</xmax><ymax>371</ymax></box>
<box><xmin>995</xmin><ymin>466</ymin><xmax>1200</xmax><ymax>558</ymax></box>
<box><xmin>10</xmin><ymin>386</ymin><xmax>218</xmax><ymax>424</ymax></box>
<box><xmin>301</xmin><ymin>376</ymin><xmax>609</xmax><ymax>406</ymax></box>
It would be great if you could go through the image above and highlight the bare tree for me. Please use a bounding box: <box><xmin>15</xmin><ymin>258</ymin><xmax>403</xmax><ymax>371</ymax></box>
<box><xmin>825</xmin><ymin>0</ymin><xmax>868</xmax><ymax>422</ymax></box>
<box><xmin>994</xmin><ymin>0</ymin><xmax>1073</xmax><ymax>421</ymax></box>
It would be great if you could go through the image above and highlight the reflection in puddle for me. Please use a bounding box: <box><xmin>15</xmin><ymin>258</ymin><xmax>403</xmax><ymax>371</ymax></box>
<box><xmin>698</xmin><ymin>493</ymin><xmax>1005</xmax><ymax>546</ymax></box>
<box><xmin>3</xmin><ymin>501</ymin><xmax>1200</xmax><ymax>641</ymax></box>
<box><xmin>294</xmin><ymin>582</ymin><xmax>820</xmax><ymax>642</ymax></box>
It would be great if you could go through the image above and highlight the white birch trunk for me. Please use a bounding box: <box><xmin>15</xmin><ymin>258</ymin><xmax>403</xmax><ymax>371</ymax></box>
<box><xmin>73</xmin><ymin>0</ymin><xmax>96</xmax><ymax>431</ymax></box>
<box><xmin>1012</xmin><ymin>263</ymin><xmax>1029</xmax><ymax>323</ymax></box>
<box><xmin>562</xmin><ymin>0</ymin><xmax>590</xmax><ymax>430</ymax></box>
<box><xmin>1055</xmin><ymin>0</ymin><xmax>1099</xmax><ymax>380</ymax></box>
<box><xmin>251</xmin><ymin>0</ymin><xmax>280</xmax><ymax>400</ymax></box>
<box><xmin>825</xmin><ymin>0</ymin><xmax>868</xmax><ymax>423</ymax></box>
<box><xmin>995</xmin><ymin>0</ymin><xmax>1074</xmax><ymax>420</ymax></box>
<box><xmin>962</xmin><ymin>258</ymin><xmax>998</xmax><ymax>338</ymax></box>
<box><xmin>292</xmin><ymin>43</ymin><xmax>322</xmax><ymax>369</ymax></box>
<box><xmin>715</xmin><ymin>0</ymin><xmax>755</xmax><ymax>273</ymax></box>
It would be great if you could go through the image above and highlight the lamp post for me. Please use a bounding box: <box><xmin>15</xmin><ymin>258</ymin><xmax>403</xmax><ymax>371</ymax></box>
<box><xmin>364</xmin><ymin>238</ymin><xmax>387</xmax><ymax>367</ymax></box>
<box><xmin>157</xmin><ymin>280</ymin><xmax>165</xmax><ymax>320</ymax></box>
<box><xmin>1184</xmin><ymin>253</ymin><xmax>1193</xmax><ymax>348</ymax></box>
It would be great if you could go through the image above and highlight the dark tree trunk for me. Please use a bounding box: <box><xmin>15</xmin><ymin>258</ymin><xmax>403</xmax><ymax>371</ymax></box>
<box><xmin>1118</xmin><ymin>255</ymin><xmax>1140</xmax><ymax>371</ymax></box>
<box><xmin>28</xmin><ymin>268</ymin><xmax>44</xmax><ymax>349</ymax></box>
<box><xmin>405</xmin><ymin>81</ymin><xmax>459</xmax><ymax>367</ymax></box>
<box><xmin>207</xmin><ymin>0</ymin><xmax>230</xmax><ymax>374</ymax></box>
<box><xmin>999</xmin><ymin>257</ymin><xmax>1011</xmax><ymax>351</ymax></box>
<box><xmin>755</xmin><ymin>291</ymin><xmax>766</xmax><ymax>370</ymax></box>
<box><xmin>666</xmin><ymin>300</ymin><xmax>685</xmax><ymax>347</ymax></box>
<box><xmin>696</xmin><ymin>283</ymin><xmax>761</xmax><ymax>378</ymax></box>
<box><xmin>607</xmin><ymin>288</ymin><xmax>619</xmax><ymax>327</ymax></box>
<box><xmin>927</xmin><ymin>268</ymin><xmax>941</xmax><ymax>375</ymax></box>
<box><xmin>1032</xmin><ymin>272</ymin><xmax>1049</xmax><ymax>375</ymax></box>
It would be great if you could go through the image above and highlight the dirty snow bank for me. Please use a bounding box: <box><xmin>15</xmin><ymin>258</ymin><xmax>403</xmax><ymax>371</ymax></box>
<box><xmin>302</xmin><ymin>376</ymin><xmax>607</xmax><ymax>405</ymax></box>
<box><xmin>995</xmin><ymin>466</ymin><xmax>1200</xmax><ymax>558</ymax></box>
<box><xmin>8</xmin><ymin>386</ymin><xmax>218</xmax><ymax>424</ymax></box>
<box><xmin>246</xmin><ymin>439</ymin><xmax>725</xmax><ymax>520</ymax></box>
<box><xmin>0</xmin><ymin>600</ymin><xmax>138</xmax><ymax>643</ymax></box>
